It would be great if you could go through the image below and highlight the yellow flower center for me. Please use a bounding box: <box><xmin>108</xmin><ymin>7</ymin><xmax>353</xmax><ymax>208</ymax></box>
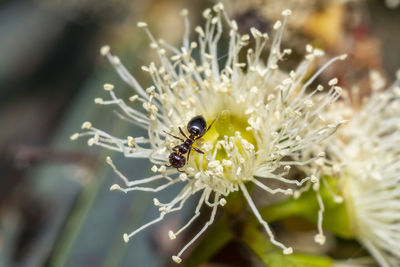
<box><xmin>192</xmin><ymin>110</ymin><xmax>258</xmax><ymax>182</ymax></box>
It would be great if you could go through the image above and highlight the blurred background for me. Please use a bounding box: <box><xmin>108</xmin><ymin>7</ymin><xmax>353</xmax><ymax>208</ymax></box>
<box><xmin>0</xmin><ymin>0</ymin><xmax>399</xmax><ymax>266</ymax></box>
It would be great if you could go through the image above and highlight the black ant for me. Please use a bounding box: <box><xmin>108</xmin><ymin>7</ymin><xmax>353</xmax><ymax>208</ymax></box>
<box><xmin>164</xmin><ymin>115</ymin><xmax>215</xmax><ymax>172</ymax></box>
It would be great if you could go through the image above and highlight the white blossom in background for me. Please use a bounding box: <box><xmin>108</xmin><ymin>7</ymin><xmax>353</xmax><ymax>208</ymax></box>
<box><xmin>71</xmin><ymin>3</ymin><xmax>346</xmax><ymax>263</ymax></box>
<box><xmin>385</xmin><ymin>0</ymin><xmax>400</xmax><ymax>9</ymax></box>
<box><xmin>322</xmin><ymin>71</ymin><xmax>400</xmax><ymax>267</ymax></box>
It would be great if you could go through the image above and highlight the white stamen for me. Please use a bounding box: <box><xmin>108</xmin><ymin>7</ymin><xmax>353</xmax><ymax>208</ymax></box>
<box><xmin>104</xmin><ymin>83</ymin><xmax>114</xmax><ymax>91</ymax></box>
<box><xmin>81</xmin><ymin>121</ymin><xmax>92</xmax><ymax>129</ymax></box>
<box><xmin>100</xmin><ymin>45</ymin><xmax>110</xmax><ymax>56</ymax></box>
<box><xmin>70</xmin><ymin>133</ymin><xmax>79</xmax><ymax>140</ymax></box>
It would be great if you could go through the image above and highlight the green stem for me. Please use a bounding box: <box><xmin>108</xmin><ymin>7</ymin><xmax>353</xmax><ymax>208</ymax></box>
<box><xmin>186</xmin><ymin>215</ymin><xmax>234</xmax><ymax>267</ymax></box>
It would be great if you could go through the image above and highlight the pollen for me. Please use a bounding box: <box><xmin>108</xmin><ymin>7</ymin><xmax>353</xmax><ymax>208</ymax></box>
<box><xmin>70</xmin><ymin>133</ymin><xmax>79</xmax><ymax>141</ymax></box>
<box><xmin>123</xmin><ymin>233</ymin><xmax>130</xmax><ymax>243</ymax></box>
<box><xmin>168</xmin><ymin>230</ymin><xmax>176</xmax><ymax>240</ymax></box>
<box><xmin>100</xmin><ymin>45</ymin><xmax>110</xmax><ymax>56</ymax></box>
<box><xmin>103</xmin><ymin>83</ymin><xmax>114</xmax><ymax>91</ymax></box>
<box><xmin>172</xmin><ymin>256</ymin><xmax>182</xmax><ymax>263</ymax></box>
<box><xmin>81</xmin><ymin>121</ymin><xmax>92</xmax><ymax>129</ymax></box>
<box><xmin>314</xmin><ymin>234</ymin><xmax>326</xmax><ymax>245</ymax></box>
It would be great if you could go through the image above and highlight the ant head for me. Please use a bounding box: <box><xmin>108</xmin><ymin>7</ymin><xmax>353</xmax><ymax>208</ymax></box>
<box><xmin>187</xmin><ymin>115</ymin><xmax>207</xmax><ymax>137</ymax></box>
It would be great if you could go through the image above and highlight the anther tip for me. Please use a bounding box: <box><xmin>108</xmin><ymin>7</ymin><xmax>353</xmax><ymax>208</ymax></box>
<box><xmin>283</xmin><ymin>247</ymin><xmax>293</xmax><ymax>254</ymax></box>
<box><xmin>103</xmin><ymin>83</ymin><xmax>114</xmax><ymax>91</ymax></box>
<box><xmin>282</xmin><ymin>9</ymin><xmax>292</xmax><ymax>16</ymax></box>
<box><xmin>81</xmin><ymin>121</ymin><xmax>92</xmax><ymax>130</ymax></box>
<box><xmin>153</xmin><ymin>198</ymin><xmax>160</xmax><ymax>206</ymax></box>
<box><xmin>100</xmin><ymin>45</ymin><xmax>110</xmax><ymax>56</ymax></box>
<box><xmin>123</xmin><ymin>233</ymin><xmax>130</xmax><ymax>243</ymax></box>
<box><xmin>172</xmin><ymin>256</ymin><xmax>182</xmax><ymax>263</ymax></box>
<box><xmin>70</xmin><ymin>133</ymin><xmax>79</xmax><ymax>141</ymax></box>
<box><xmin>310</xmin><ymin>175</ymin><xmax>319</xmax><ymax>183</ymax></box>
<box><xmin>285</xmin><ymin>189</ymin><xmax>293</xmax><ymax>195</ymax></box>
<box><xmin>334</xmin><ymin>196</ymin><xmax>344</xmax><ymax>203</ymax></box>
<box><xmin>87</xmin><ymin>138</ymin><xmax>96</xmax><ymax>146</ymax></box>
<box><xmin>94</xmin><ymin>98</ymin><xmax>103</xmax><ymax>104</ymax></box>
<box><xmin>137</xmin><ymin>21</ymin><xmax>147</xmax><ymax>28</ymax></box>
<box><xmin>180</xmin><ymin>8</ymin><xmax>188</xmax><ymax>16</ymax></box>
<box><xmin>273</xmin><ymin>20</ymin><xmax>282</xmax><ymax>30</ymax></box>
<box><xmin>110</xmin><ymin>184</ymin><xmax>120</xmax><ymax>191</ymax></box>
<box><xmin>314</xmin><ymin>234</ymin><xmax>326</xmax><ymax>245</ymax></box>
<box><xmin>151</xmin><ymin>165</ymin><xmax>158</xmax><ymax>172</ymax></box>
<box><xmin>168</xmin><ymin>230</ymin><xmax>176</xmax><ymax>240</ymax></box>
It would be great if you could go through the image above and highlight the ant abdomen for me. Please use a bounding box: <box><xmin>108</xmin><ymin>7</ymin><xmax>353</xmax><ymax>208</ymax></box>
<box><xmin>169</xmin><ymin>152</ymin><xmax>186</xmax><ymax>168</ymax></box>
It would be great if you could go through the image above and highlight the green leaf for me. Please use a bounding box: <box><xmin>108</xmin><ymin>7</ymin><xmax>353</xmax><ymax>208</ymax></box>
<box><xmin>241</xmin><ymin>221</ymin><xmax>332</xmax><ymax>267</ymax></box>
<box><xmin>260</xmin><ymin>176</ymin><xmax>353</xmax><ymax>238</ymax></box>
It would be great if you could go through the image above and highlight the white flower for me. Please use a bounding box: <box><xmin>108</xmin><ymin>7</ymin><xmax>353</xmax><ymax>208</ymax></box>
<box><xmin>72</xmin><ymin>3</ymin><xmax>346</xmax><ymax>263</ymax></box>
<box><xmin>386</xmin><ymin>0</ymin><xmax>400</xmax><ymax>9</ymax></box>
<box><xmin>324</xmin><ymin>72</ymin><xmax>400</xmax><ymax>267</ymax></box>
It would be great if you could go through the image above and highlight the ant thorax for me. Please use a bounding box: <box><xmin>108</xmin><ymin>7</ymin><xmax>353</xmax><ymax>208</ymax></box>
<box><xmin>164</xmin><ymin>115</ymin><xmax>212</xmax><ymax>172</ymax></box>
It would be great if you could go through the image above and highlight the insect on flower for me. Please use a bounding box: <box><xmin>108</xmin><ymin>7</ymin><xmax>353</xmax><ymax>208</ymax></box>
<box><xmin>165</xmin><ymin>115</ymin><xmax>216</xmax><ymax>172</ymax></box>
<box><xmin>71</xmin><ymin>2</ymin><xmax>347</xmax><ymax>264</ymax></box>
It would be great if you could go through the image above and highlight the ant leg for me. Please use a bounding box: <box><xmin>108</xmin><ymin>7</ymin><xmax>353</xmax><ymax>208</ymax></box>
<box><xmin>165</xmin><ymin>164</ymin><xmax>172</xmax><ymax>167</ymax></box>
<box><xmin>163</xmin><ymin>130</ymin><xmax>184</xmax><ymax>142</ymax></box>
<box><xmin>179</xmin><ymin>127</ymin><xmax>189</xmax><ymax>139</ymax></box>
<box><xmin>177</xmin><ymin>168</ymin><xmax>188</xmax><ymax>175</ymax></box>
<box><xmin>193</xmin><ymin>147</ymin><xmax>204</xmax><ymax>154</ymax></box>
<box><xmin>186</xmin><ymin>147</ymin><xmax>204</xmax><ymax>163</ymax></box>
<box><xmin>205</xmin><ymin>118</ymin><xmax>216</xmax><ymax>133</ymax></box>
<box><xmin>194</xmin><ymin>118</ymin><xmax>216</xmax><ymax>141</ymax></box>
